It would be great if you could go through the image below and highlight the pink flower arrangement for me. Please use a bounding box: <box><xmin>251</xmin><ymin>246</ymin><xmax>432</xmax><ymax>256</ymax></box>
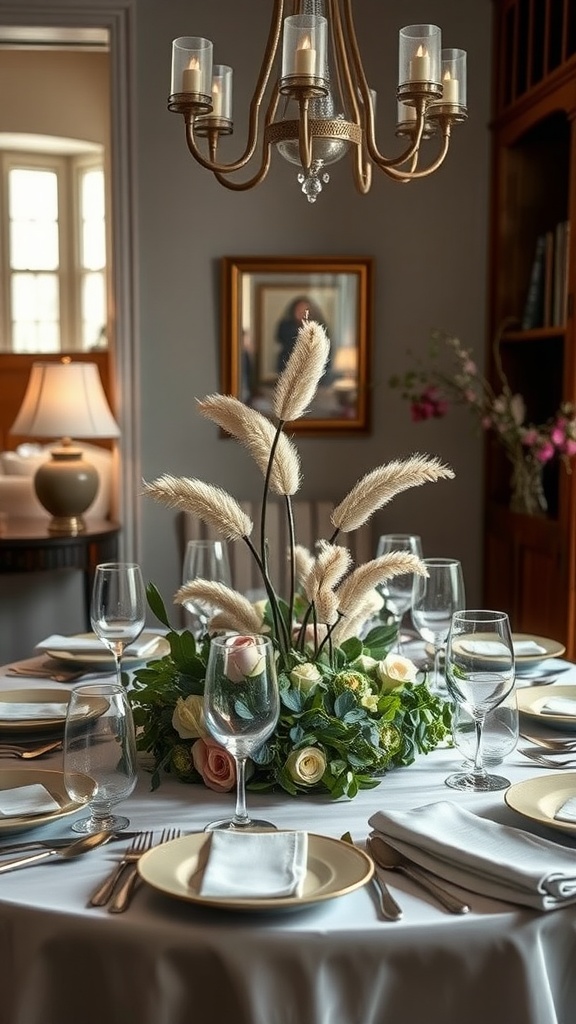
<box><xmin>390</xmin><ymin>327</ymin><xmax>576</xmax><ymax>475</ymax></box>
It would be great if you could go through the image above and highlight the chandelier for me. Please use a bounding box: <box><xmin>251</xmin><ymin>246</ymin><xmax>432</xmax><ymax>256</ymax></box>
<box><xmin>168</xmin><ymin>1</ymin><xmax>467</xmax><ymax>203</ymax></box>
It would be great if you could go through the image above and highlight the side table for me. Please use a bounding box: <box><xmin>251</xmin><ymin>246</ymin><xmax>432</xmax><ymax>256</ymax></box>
<box><xmin>0</xmin><ymin>518</ymin><xmax>120</xmax><ymax>629</ymax></box>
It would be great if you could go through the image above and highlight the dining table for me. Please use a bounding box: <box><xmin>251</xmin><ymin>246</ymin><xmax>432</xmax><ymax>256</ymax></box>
<box><xmin>0</xmin><ymin>649</ymin><xmax>575</xmax><ymax>1024</ymax></box>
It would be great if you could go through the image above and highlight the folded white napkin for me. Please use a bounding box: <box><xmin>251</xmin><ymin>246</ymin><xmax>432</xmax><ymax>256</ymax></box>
<box><xmin>369</xmin><ymin>801</ymin><xmax>576</xmax><ymax>911</ymax></box>
<box><xmin>199</xmin><ymin>830</ymin><xmax>308</xmax><ymax>899</ymax></box>
<box><xmin>0</xmin><ymin>783</ymin><xmax>61</xmax><ymax>818</ymax></box>
<box><xmin>462</xmin><ymin>640</ymin><xmax>546</xmax><ymax>656</ymax></box>
<box><xmin>0</xmin><ymin>701</ymin><xmax>68</xmax><ymax>721</ymax></box>
<box><xmin>555</xmin><ymin>798</ymin><xmax>576</xmax><ymax>824</ymax></box>
<box><xmin>540</xmin><ymin>697</ymin><xmax>576</xmax><ymax>717</ymax></box>
<box><xmin>36</xmin><ymin>633</ymin><xmax>159</xmax><ymax>658</ymax></box>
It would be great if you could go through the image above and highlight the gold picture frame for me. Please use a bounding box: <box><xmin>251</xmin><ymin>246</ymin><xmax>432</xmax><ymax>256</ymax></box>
<box><xmin>221</xmin><ymin>255</ymin><xmax>373</xmax><ymax>433</ymax></box>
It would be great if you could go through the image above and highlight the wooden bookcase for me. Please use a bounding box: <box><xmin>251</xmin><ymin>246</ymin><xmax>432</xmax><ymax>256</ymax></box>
<box><xmin>484</xmin><ymin>0</ymin><xmax>576</xmax><ymax>655</ymax></box>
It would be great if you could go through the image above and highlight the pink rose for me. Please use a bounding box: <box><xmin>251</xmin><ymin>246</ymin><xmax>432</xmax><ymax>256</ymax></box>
<box><xmin>192</xmin><ymin>737</ymin><xmax>236</xmax><ymax>792</ymax></box>
<box><xmin>535</xmin><ymin>442</ymin><xmax>555</xmax><ymax>463</ymax></box>
<box><xmin>563</xmin><ymin>439</ymin><xmax>576</xmax><ymax>457</ymax></box>
<box><xmin>551</xmin><ymin>424</ymin><xmax>567</xmax><ymax>446</ymax></box>
<box><xmin>223</xmin><ymin>634</ymin><xmax>266</xmax><ymax>682</ymax></box>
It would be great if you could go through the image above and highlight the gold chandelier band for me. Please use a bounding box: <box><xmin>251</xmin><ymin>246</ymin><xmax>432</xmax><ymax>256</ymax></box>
<box><xmin>265</xmin><ymin>118</ymin><xmax>362</xmax><ymax>147</ymax></box>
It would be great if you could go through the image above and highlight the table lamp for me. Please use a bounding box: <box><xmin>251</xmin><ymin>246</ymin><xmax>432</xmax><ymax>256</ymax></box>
<box><xmin>9</xmin><ymin>359</ymin><xmax>120</xmax><ymax>535</ymax></box>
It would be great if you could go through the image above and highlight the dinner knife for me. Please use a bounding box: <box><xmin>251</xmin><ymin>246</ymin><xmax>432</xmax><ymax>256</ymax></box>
<box><xmin>340</xmin><ymin>831</ymin><xmax>402</xmax><ymax>921</ymax></box>
<box><xmin>0</xmin><ymin>831</ymin><xmax>140</xmax><ymax>858</ymax></box>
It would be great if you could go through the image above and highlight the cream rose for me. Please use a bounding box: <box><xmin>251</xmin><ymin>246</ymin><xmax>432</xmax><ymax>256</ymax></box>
<box><xmin>376</xmin><ymin>652</ymin><xmax>418</xmax><ymax>691</ymax></box>
<box><xmin>285</xmin><ymin>746</ymin><xmax>327</xmax><ymax>786</ymax></box>
<box><xmin>171</xmin><ymin>695</ymin><xmax>207</xmax><ymax>739</ymax></box>
<box><xmin>192</xmin><ymin>737</ymin><xmax>236</xmax><ymax>792</ymax></box>
<box><xmin>224</xmin><ymin>635</ymin><xmax>266</xmax><ymax>682</ymax></box>
<box><xmin>290</xmin><ymin>662</ymin><xmax>322</xmax><ymax>692</ymax></box>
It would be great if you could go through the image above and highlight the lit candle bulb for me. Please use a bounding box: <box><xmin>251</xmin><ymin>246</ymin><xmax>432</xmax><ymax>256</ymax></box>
<box><xmin>441</xmin><ymin>69</ymin><xmax>459</xmax><ymax>104</ymax></box>
<box><xmin>182</xmin><ymin>57</ymin><xmax>202</xmax><ymax>94</ymax></box>
<box><xmin>294</xmin><ymin>35</ymin><xmax>316</xmax><ymax>76</ymax></box>
<box><xmin>409</xmin><ymin>44</ymin><xmax>430</xmax><ymax>82</ymax></box>
<box><xmin>211</xmin><ymin>80</ymin><xmax>222</xmax><ymax>117</ymax></box>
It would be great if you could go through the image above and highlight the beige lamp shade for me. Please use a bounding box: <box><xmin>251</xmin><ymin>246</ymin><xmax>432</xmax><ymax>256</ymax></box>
<box><xmin>10</xmin><ymin>360</ymin><xmax>120</xmax><ymax>535</ymax></box>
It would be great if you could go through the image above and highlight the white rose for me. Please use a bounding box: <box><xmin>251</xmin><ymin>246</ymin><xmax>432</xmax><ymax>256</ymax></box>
<box><xmin>376</xmin><ymin>653</ymin><xmax>418</xmax><ymax>691</ymax></box>
<box><xmin>290</xmin><ymin>662</ymin><xmax>322</xmax><ymax>692</ymax></box>
<box><xmin>285</xmin><ymin>746</ymin><xmax>327</xmax><ymax>786</ymax></box>
<box><xmin>350</xmin><ymin>654</ymin><xmax>379</xmax><ymax>674</ymax></box>
<box><xmin>171</xmin><ymin>695</ymin><xmax>207</xmax><ymax>739</ymax></box>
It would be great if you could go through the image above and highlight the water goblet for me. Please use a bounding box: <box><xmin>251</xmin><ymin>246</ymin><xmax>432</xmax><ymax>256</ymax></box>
<box><xmin>411</xmin><ymin>558</ymin><xmax>465</xmax><ymax>692</ymax></box>
<box><xmin>203</xmin><ymin>633</ymin><xmax>280</xmax><ymax>831</ymax></box>
<box><xmin>451</xmin><ymin>689</ymin><xmax>519</xmax><ymax>768</ymax></box>
<box><xmin>444</xmin><ymin>609</ymin><xmax>515</xmax><ymax>792</ymax></box>
<box><xmin>376</xmin><ymin>533</ymin><xmax>423</xmax><ymax>648</ymax></box>
<box><xmin>90</xmin><ymin>562</ymin><xmax>146</xmax><ymax>686</ymax></box>
<box><xmin>63</xmin><ymin>681</ymin><xmax>138</xmax><ymax>834</ymax></box>
<box><xmin>182</xmin><ymin>539</ymin><xmax>232</xmax><ymax>637</ymax></box>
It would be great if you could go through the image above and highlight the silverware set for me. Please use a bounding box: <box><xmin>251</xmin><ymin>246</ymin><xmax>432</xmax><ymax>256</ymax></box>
<box><xmin>520</xmin><ymin>747</ymin><xmax>576</xmax><ymax>769</ymax></box>
<box><xmin>89</xmin><ymin>827</ymin><xmax>182</xmax><ymax>913</ymax></box>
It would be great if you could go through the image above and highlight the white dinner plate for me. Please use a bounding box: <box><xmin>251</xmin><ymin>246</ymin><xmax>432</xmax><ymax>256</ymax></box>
<box><xmin>425</xmin><ymin>633</ymin><xmax>565</xmax><ymax>668</ymax></box>
<box><xmin>138</xmin><ymin>831</ymin><xmax>373</xmax><ymax>912</ymax></box>
<box><xmin>45</xmin><ymin>631</ymin><xmax>170</xmax><ymax>669</ymax></box>
<box><xmin>0</xmin><ymin>768</ymin><xmax>94</xmax><ymax>834</ymax></box>
<box><xmin>0</xmin><ymin>688</ymin><xmax>109</xmax><ymax>734</ymax></box>
<box><xmin>516</xmin><ymin>685</ymin><xmax>576</xmax><ymax>731</ymax></box>
<box><xmin>505</xmin><ymin>773</ymin><xmax>576</xmax><ymax>837</ymax></box>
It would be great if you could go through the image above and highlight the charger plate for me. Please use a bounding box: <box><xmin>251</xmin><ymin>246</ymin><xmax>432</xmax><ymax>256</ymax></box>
<box><xmin>516</xmin><ymin>685</ymin><xmax>576</xmax><ymax>731</ymax></box>
<box><xmin>0</xmin><ymin>768</ymin><xmax>94</xmax><ymax>834</ymax></box>
<box><xmin>505</xmin><ymin>773</ymin><xmax>576</xmax><ymax>837</ymax></box>
<box><xmin>428</xmin><ymin>633</ymin><xmax>565</xmax><ymax>669</ymax></box>
<box><xmin>138</xmin><ymin>831</ymin><xmax>373</xmax><ymax>912</ymax></box>
<box><xmin>0</xmin><ymin>688</ymin><xmax>102</xmax><ymax>734</ymax></box>
<box><xmin>44</xmin><ymin>631</ymin><xmax>169</xmax><ymax>669</ymax></box>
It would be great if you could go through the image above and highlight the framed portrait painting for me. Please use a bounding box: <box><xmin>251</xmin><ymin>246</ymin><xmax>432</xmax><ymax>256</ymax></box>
<box><xmin>221</xmin><ymin>255</ymin><xmax>373</xmax><ymax>433</ymax></box>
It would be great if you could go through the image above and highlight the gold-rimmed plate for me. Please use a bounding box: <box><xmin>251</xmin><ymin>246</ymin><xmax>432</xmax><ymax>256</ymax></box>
<box><xmin>505</xmin><ymin>773</ymin><xmax>576</xmax><ymax>836</ymax></box>
<box><xmin>138</xmin><ymin>832</ymin><xmax>373</xmax><ymax>912</ymax></box>
<box><xmin>0</xmin><ymin>768</ymin><xmax>94</xmax><ymax>834</ymax></box>
<box><xmin>427</xmin><ymin>633</ymin><xmax>565</xmax><ymax>668</ymax></box>
<box><xmin>516</xmin><ymin>685</ymin><xmax>576</xmax><ymax>731</ymax></box>
<box><xmin>0</xmin><ymin>688</ymin><xmax>108</xmax><ymax>734</ymax></box>
<box><xmin>44</xmin><ymin>631</ymin><xmax>170</xmax><ymax>669</ymax></box>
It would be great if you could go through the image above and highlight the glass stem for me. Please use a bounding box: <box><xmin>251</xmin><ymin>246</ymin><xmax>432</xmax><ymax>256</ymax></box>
<box><xmin>472</xmin><ymin>714</ymin><xmax>487</xmax><ymax>778</ymax></box>
<box><xmin>232</xmin><ymin>756</ymin><xmax>251</xmax><ymax>827</ymax></box>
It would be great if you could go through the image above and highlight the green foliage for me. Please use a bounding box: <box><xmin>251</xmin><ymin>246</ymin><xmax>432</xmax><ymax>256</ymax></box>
<box><xmin>130</xmin><ymin>608</ymin><xmax>452</xmax><ymax>800</ymax></box>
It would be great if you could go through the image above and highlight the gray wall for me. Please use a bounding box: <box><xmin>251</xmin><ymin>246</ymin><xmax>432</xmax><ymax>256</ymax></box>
<box><xmin>0</xmin><ymin>0</ymin><xmax>491</xmax><ymax>660</ymax></box>
<box><xmin>137</xmin><ymin>0</ymin><xmax>491</xmax><ymax>625</ymax></box>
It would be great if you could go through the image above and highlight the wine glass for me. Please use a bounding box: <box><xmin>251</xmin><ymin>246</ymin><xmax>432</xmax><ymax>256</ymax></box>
<box><xmin>411</xmin><ymin>558</ymin><xmax>465</xmax><ymax>692</ymax></box>
<box><xmin>182</xmin><ymin>540</ymin><xmax>232</xmax><ymax>637</ymax></box>
<box><xmin>203</xmin><ymin>633</ymin><xmax>279</xmax><ymax>831</ymax></box>
<box><xmin>63</xmin><ymin>680</ymin><xmax>138</xmax><ymax>833</ymax></box>
<box><xmin>451</xmin><ymin>689</ymin><xmax>518</xmax><ymax>768</ymax></box>
<box><xmin>376</xmin><ymin>533</ymin><xmax>423</xmax><ymax>647</ymax></box>
<box><xmin>444</xmin><ymin>610</ymin><xmax>515</xmax><ymax>791</ymax></box>
<box><xmin>90</xmin><ymin>562</ymin><xmax>146</xmax><ymax>685</ymax></box>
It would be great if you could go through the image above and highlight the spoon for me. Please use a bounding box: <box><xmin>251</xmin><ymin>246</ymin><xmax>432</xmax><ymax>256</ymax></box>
<box><xmin>367</xmin><ymin>835</ymin><xmax>470</xmax><ymax>915</ymax></box>
<box><xmin>0</xmin><ymin>830</ymin><xmax>113</xmax><ymax>873</ymax></box>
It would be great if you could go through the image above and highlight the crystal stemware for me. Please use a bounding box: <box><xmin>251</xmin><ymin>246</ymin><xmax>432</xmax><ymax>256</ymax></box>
<box><xmin>90</xmin><ymin>562</ymin><xmax>146</xmax><ymax>686</ymax></box>
<box><xmin>444</xmin><ymin>609</ymin><xmax>515</xmax><ymax>792</ymax></box>
<box><xmin>376</xmin><ymin>533</ymin><xmax>423</xmax><ymax>647</ymax></box>
<box><xmin>181</xmin><ymin>540</ymin><xmax>232</xmax><ymax>637</ymax></box>
<box><xmin>411</xmin><ymin>557</ymin><xmax>465</xmax><ymax>692</ymax></box>
<box><xmin>63</xmin><ymin>681</ymin><xmax>138</xmax><ymax>834</ymax></box>
<box><xmin>203</xmin><ymin>633</ymin><xmax>279</xmax><ymax>831</ymax></box>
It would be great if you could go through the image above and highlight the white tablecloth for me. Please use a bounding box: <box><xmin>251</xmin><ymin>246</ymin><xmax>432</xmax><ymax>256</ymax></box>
<box><xmin>0</xmin><ymin>661</ymin><xmax>575</xmax><ymax>1024</ymax></box>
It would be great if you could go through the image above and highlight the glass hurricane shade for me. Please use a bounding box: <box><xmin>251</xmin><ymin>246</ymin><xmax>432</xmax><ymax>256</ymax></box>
<box><xmin>9</xmin><ymin>361</ymin><xmax>120</xmax><ymax>535</ymax></box>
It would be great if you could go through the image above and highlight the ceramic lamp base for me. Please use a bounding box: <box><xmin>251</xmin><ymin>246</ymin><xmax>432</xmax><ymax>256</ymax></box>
<box><xmin>34</xmin><ymin>446</ymin><xmax>99</xmax><ymax>535</ymax></box>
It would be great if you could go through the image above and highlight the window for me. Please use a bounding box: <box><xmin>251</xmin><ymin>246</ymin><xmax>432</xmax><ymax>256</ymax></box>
<box><xmin>0</xmin><ymin>148</ymin><xmax>107</xmax><ymax>352</ymax></box>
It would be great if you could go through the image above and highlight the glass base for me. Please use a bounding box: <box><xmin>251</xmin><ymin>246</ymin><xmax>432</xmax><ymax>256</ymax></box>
<box><xmin>71</xmin><ymin>814</ymin><xmax>130</xmax><ymax>835</ymax></box>
<box><xmin>445</xmin><ymin>771</ymin><xmax>510</xmax><ymax>792</ymax></box>
<box><xmin>204</xmin><ymin>817</ymin><xmax>277</xmax><ymax>832</ymax></box>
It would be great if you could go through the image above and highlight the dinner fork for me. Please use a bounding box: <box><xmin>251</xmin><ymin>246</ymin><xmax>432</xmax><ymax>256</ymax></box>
<box><xmin>88</xmin><ymin>830</ymin><xmax>154</xmax><ymax>907</ymax></box>
<box><xmin>0</xmin><ymin>741</ymin><xmax>62</xmax><ymax>759</ymax></box>
<box><xmin>519</xmin><ymin>731</ymin><xmax>576</xmax><ymax>752</ymax></box>
<box><xmin>108</xmin><ymin>827</ymin><xmax>182</xmax><ymax>914</ymax></box>
<box><xmin>520</xmin><ymin>748</ymin><xmax>576</xmax><ymax>769</ymax></box>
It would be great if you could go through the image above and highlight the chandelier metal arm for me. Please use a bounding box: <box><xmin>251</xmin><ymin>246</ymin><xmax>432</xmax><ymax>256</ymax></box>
<box><xmin>377</xmin><ymin>122</ymin><xmax>451</xmax><ymax>181</ymax></box>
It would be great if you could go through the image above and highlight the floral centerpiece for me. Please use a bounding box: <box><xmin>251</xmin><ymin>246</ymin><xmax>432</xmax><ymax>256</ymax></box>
<box><xmin>389</xmin><ymin>321</ymin><xmax>576</xmax><ymax>516</ymax></box>
<box><xmin>131</xmin><ymin>316</ymin><xmax>454</xmax><ymax>800</ymax></box>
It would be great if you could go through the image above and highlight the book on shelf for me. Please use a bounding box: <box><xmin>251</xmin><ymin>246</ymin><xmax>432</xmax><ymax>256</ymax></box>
<box><xmin>521</xmin><ymin>222</ymin><xmax>570</xmax><ymax>330</ymax></box>
<box><xmin>521</xmin><ymin>234</ymin><xmax>546</xmax><ymax>329</ymax></box>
